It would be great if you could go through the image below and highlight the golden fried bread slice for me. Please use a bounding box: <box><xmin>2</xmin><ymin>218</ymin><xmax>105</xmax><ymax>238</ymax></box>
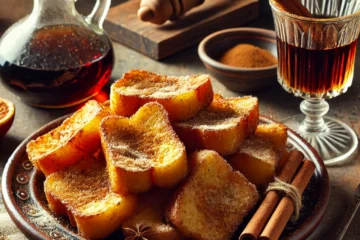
<box><xmin>228</xmin><ymin>137</ymin><xmax>280</xmax><ymax>189</ymax></box>
<box><xmin>110</xmin><ymin>69</ymin><xmax>213</xmax><ymax>122</ymax></box>
<box><xmin>255</xmin><ymin>123</ymin><xmax>287</xmax><ymax>149</ymax></box>
<box><xmin>26</xmin><ymin>100</ymin><xmax>109</xmax><ymax>176</ymax></box>
<box><xmin>122</xmin><ymin>189</ymin><xmax>182</xmax><ymax>240</ymax></box>
<box><xmin>100</xmin><ymin>102</ymin><xmax>188</xmax><ymax>194</ymax></box>
<box><xmin>44</xmin><ymin>157</ymin><xmax>137</xmax><ymax>239</ymax></box>
<box><xmin>167</xmin><ymin>150</ymin><xmax>259</xmax><ymax>240</ymax></box>
<box><xmin>255</xmin><ymin>123</ymin><xmax>288</xmax><ymax>171</ymax></box>
<box><xmin>173</xmin><ymin>94</ymin><xmax>259</xmax><ymax>156</ymax></box>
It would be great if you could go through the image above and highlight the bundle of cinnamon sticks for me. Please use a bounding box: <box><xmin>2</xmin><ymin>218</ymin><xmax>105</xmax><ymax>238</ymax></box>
<box><xmin>239</xmin><ymin>149</ymin><xmax>315</xmax><ymax>240</ymax></box>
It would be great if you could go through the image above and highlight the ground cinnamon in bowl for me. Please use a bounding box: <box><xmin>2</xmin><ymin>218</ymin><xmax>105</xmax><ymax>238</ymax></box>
<box><xmin>220</xmin><ymin>44</ymin><xmax>277</xmax><ymax>68</ymax></box>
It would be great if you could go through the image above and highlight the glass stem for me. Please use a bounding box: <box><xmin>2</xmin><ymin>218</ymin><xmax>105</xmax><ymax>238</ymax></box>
<box><xmin>300</xmin><ymin>99</ymin><xmax>329</xmax><ymax>133</ymax></box>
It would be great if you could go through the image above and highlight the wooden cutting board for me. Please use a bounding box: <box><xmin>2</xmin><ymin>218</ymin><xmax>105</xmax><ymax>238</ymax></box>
<box><xmin>104</xmin><ymin>0</ymin><xmax>259</xmax><ymax>60</ymax></box>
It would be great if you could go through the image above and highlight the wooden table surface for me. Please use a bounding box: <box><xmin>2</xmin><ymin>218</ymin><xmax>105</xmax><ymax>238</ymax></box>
<box><xmin>0</xmin><ymin>1</ymin><xmax>359</xmax><ymax>239</ymax></box>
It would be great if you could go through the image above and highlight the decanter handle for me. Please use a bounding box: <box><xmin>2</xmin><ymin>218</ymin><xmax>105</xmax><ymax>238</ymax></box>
<box><xmin>86</xmin><ymin>0</ymin><xmax>111</xmax><ymax>29</ymax></box>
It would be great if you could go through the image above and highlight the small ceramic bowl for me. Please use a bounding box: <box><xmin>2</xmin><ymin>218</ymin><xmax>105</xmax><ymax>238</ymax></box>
<box><xmin>198</xmin><ymin>28</ymin><xmax>278</xmax><ymax>92</ymax></box>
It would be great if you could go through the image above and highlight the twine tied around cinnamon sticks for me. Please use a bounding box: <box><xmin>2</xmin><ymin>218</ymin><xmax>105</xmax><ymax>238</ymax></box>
<box><xmin>240</xmin><ymin>150</ymin><xmax>316</xmax><ymax>240</ymax></box>
<box><xmin>265</xmin><ymin>177</ymin><xmax>302</xmax><ymax>221</ymax></box>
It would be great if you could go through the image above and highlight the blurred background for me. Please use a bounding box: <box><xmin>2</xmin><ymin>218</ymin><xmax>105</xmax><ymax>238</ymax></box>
<box><xmin>0</xmin><ymin>0</ymin><xmax>271</xmax><ymax>35</ymax></box>
<box><xmin>0</xmin><ymin>0</ymin><xmax>129</xmax><ymax>34</ymax></box>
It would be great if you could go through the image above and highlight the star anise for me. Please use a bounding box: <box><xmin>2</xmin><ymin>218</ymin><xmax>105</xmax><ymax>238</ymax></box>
<box><xmin>123</xmin><ymin>223</ymin><xmax>154</xmax><ymax>240</ymax></box>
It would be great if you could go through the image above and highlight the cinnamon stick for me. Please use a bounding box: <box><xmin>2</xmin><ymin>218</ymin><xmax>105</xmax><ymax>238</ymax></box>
<box><xmin>273</xmin><ymin>0</ymin><xmax>313</xmax><ymax>17</ymax></box>
<box><xmin>239</xmin><ymin>150</ymin><xmax>304</xmax><ymax>240</ymax></box>
<box><xmin>259</xmin><ymin>160</ymin><xmax>316</xmax><ymax>240</ymax></box>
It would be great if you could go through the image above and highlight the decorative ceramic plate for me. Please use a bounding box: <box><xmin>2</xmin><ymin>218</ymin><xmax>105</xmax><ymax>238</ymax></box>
<box><xmin>2</xmin><ymin>115</ymin><xmax>330</xmax><ymax>240</ymax></box>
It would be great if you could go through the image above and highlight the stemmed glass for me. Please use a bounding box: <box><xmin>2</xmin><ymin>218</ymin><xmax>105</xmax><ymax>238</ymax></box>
<box><xmin>270</xmin><ymin>0</ymin><xmax>360</xmax><ymax>164</ymax></box>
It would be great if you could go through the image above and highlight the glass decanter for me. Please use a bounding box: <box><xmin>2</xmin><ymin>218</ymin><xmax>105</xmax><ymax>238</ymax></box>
<box><xmin>270</xmin><ymin>0</ymin><xmax>360</xmax><ymax>164</ymax></box>
<box><xmin>0</xmin><ymin>0</ymin><xmax>114</xmax><ymax>108</ymax></box>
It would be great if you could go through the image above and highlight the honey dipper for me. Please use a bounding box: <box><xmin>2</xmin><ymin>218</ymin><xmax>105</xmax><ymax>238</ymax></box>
<box><xmin>138</xmin><ymin>0</ymin><xmax>205</xmax><ymax>24</ymax></box>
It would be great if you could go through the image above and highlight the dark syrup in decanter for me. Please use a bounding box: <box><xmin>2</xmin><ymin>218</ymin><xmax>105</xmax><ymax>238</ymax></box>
<box><xmin>0</xmin><ymin>24</ymin><xmax>114</xmax><ymax>107</ymax></box>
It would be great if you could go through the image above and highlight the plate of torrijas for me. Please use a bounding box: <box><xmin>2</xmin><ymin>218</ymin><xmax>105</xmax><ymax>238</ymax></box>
<box><xmin>2</xmin><ymin>70</ymin><xmax>329</xmax><ymax>240</ymax></box>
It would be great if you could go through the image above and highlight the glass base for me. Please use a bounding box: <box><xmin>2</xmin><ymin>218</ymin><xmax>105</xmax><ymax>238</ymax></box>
<box><xmin>282</xmin><ymin>114</ymin><xmax>358</xmax><ymax>165</ymax></box>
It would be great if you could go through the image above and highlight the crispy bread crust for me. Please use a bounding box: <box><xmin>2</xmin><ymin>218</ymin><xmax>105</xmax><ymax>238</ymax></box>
<box><xmin>228</xmin><ymin>123</ymin><xmax>288</xmax><ymax>189</ymax></box>
<box><xmin>228</xmin><ymin>137</ymin><xmax>279</xmax><ymax>189</ymax></box>
<box><xmin>174</xmin><ymin>95</ymin><xmax>259</xmax><ymax>156</ymax></box>
<box><xmin>26</xmin><ymin>100</ymin><xmax>109</xmax><ymax>176</ymax></box>
<box><xmin>254</xmin><ymin>123</ymin><xmax>288</xmax><ymax>172</ymax></box>
<box><xmin>100</xmin><ymin>102</ymin><xmax>188</xmax><ymax>194</ymax></box>
<box><xmin>44</xmin><ymin>158</ymin><xmax>137</xmax><ymax>239</ymax></box>
<box><xmin>167</xmin><ymin>150</ymin><xmax>259</xmax><ymax>240</ymax></box>
<box><xmin>110</xmin><ymin>70</ymin><xmax>213</xmax><ymax>122</ymax></box>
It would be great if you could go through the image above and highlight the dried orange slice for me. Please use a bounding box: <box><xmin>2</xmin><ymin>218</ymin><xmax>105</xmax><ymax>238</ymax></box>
<box><xmin>0</xmin><ymin>97</ymin><xmax>15</xmax><ymax>137</ymax></box>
